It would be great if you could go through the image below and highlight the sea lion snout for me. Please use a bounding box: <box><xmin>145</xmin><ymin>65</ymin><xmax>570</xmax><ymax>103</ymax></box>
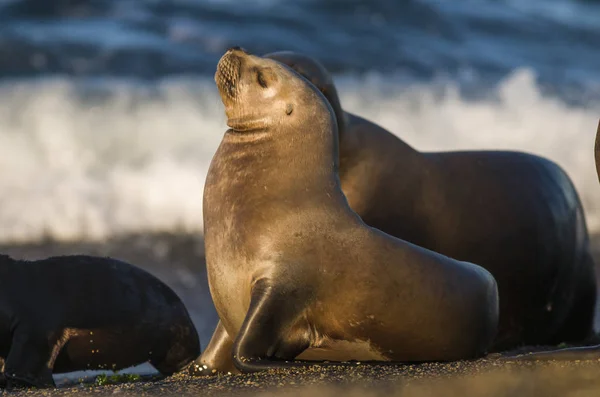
<box><xmin>215</xmin><ymin>52</ymin><xmax>242</xmax><ymax>100</ymax></box>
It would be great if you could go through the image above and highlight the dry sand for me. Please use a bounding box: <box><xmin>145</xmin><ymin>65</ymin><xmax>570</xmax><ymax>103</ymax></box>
<box><xmin>1</xmin><ymin>232</ymin><xmax>600</xmax><ymax>396</ymax></box>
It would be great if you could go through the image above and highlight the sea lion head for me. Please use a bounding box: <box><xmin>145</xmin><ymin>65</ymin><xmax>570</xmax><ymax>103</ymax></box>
<box><xmin>263</xmin><ymin>51</ymin><xmax>345</xmax><ymax>133</ymax></box>
<box><xmin>215</xmin><ymin>47</ymin><xmax>337</xmax><ymax>136</ymax></box>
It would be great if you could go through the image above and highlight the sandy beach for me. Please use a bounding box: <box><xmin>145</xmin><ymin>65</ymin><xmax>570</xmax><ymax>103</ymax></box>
<box><xmin>1</xmin><ymin>232</ymin><xmax>600</xmax><ymax>396</ymax></box>
<box><xmin>4</xmin><ymin>358</ymin><xmax>600</xmax><ymax>396</ymax></box>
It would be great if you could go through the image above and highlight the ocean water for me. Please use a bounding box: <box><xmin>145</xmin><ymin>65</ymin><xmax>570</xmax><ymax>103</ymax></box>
<box><xmin>1</xmin><ymin>0</ymin><xmax>600</xmax><ymax>382</ymax></box>
<box><xmin>1</xmin><ymin>0</ymin><xmax>600</xmax><ymax>243</ymax></box>
<box><xmin>1</xmin><ymin>70</ymin><xmax>599</xmax><ymax>243</ymax></box>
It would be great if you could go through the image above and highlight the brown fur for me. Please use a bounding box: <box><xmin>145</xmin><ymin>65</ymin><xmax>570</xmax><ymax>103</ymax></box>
<box><xmin>192</xmin><ymin>48</ymin><xmax>499</xmax><ymax>375</ymax></box>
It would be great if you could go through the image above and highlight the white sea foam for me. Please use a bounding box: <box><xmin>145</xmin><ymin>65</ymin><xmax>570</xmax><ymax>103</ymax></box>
<box><xmin>0</xmin><ymin>69</ymin><xmax>599</xmax><ymax>243</ymax></box>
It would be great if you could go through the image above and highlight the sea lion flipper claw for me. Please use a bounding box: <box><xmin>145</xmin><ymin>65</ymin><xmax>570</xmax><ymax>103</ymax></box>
<box><xmin>189</xmin><ymin>320</ymin><xmax>238</xmax><ymax>376</ymax></box>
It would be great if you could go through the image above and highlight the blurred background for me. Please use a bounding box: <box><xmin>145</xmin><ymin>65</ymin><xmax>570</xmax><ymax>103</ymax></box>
<box><xmin>0</xmin><ymin>0</ymin><xmax>599</xmax><ymax>381</ymax></box>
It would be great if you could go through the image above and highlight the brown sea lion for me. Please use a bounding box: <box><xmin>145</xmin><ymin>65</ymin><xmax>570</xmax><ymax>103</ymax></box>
<box><xmin>195</xmin><ymin>47</ymin><xmax>498</xmax><ymax>374</ymax></box>
<box><xmin>0</xmin><ymin>254</ymin><xmax>200</xmax><ymax>388</ymax></box>
<box><xmin>500</xmin><ymin>119</ymin><xmax>600</xmax><ymax>362</ymax></box>
<box><xmin>191</xmin><ymin>51</ymin><xmax>596</xmax><ymax>375</ymax></box>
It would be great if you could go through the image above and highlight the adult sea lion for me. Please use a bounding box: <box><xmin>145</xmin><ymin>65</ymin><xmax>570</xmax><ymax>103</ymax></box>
<box><xmin>0</xmin><ymin>254</ymin><xmax>200</xmax><ymax>388</ymax></box>
<box><xmin>500</xmin><ymin>120</ymin><xmax>600</xmax><ymax>362</ymax></box>
<box><xmin>196</xmin><ymin>47</ymin><xmax>498</xmax><ymax>374</ymax></box>
<box><xmin>191</xmin><ymin>51</ymin><xmax>596</xmax><ymax>375</ymax></box>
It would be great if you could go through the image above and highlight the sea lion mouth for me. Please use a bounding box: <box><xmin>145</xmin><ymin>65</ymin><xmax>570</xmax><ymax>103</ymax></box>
<box><xmin>227</xmin><ymin>117</ymin><xmax>270</xmax><ymax>132</ymax></box>
<box><xmin>215</xmin><ymin>49</ymin><xmax>243</xmax><ymax>101</ymax></box>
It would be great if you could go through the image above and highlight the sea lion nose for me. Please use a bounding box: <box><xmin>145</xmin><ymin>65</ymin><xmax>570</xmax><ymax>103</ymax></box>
<box><xmin>227</xmin><ymin>46</ymin><xmax>248</xmax><ymax>55</ymax></box>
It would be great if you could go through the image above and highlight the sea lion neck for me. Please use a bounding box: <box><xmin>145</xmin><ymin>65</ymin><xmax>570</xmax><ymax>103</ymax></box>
<box><xmin>219</xmin><ymin>120</ymin><xmax>340</xmax><ymax>196</ymax></box>
<box><xmin>339</xmin><ymin>112</ymin><xmax>421</xmax><ymax>164</ymax></box>
<box><xmin>204</xmin><ymin>122</ymin><xmax>349</xmax><ymax>252</ymax></box>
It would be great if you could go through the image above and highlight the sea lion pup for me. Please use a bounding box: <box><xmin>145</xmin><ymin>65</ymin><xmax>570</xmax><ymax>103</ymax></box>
<box><xmin>197</xmin><ymin>47</ymin><xmax>498</xmax><ymax>374</ymax></box>
<box><xmin>0</xmin><ymin>254</ymin><xmax>200</xmax><ymax>389</ymax></box>
<box><xmin>500</xmin><ymin>120</ymin><xmax>600</xmax><ymax>362</ymax></box>
<box><xmin>190</xmin><ymin>52</ymin><xmax>596</xmax><ymax>375</ymax></box>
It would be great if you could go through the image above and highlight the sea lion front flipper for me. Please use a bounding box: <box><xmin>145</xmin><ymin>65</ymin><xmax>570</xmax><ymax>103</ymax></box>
<box><xmin>189</xmin><ymin>320</ymin><xmax>238</xmax><ymax>376</ymax></box>
<box><xmin>231</xmin><ymin>278</ymin><xmax>372</xmax><ymax>373</ymax></box>
<box><xmin>3</xmin><ymin>328</ymin><xmax>56</xmax><ymax>389</ymax></box>
<box><xmin>231</xmin><ymin>278</ymin><xmax>313</xmax><ymax>373</ymax></box>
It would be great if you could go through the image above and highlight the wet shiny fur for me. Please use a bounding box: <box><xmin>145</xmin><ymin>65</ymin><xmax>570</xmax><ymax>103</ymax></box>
<box><xmin>195</xmin><ymin>52</ymin><xmax>597</xmax><ymax>375</ymax></box>
<box><xmin>500</xmin><ymin>120</ymin><xmax>600</xmax><ymax>362</ymax></box>
<box><xmin>193</xmin><ymin>48</ymin><xmax>499</xmax><ymax>374</ymax></box>
<box><xmin>196</xmin><ymin>51</ymin><xmax>599</xmax><ymax>373</ymax></box>
<box><xmin>260</xmin><ymin>51</ymin><xmax>597</xmax><ymax>352</ymax></box>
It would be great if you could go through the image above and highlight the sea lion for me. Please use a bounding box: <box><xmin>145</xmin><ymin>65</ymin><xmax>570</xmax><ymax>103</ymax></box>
<box><xmin>0</xmin><ymin>254</ymin><xmax>200</xmax><ymax>388</ymax></box>
<box><xmin>196</xmin><ymin>47</ymin><xmax>498</xmax><ymax>374</ymax></box>
<box><xmin>191</xmin><ymin>51</ymin><xmax>596</xmax><ymax>375</ymax></box>
<box><xmin>499</xmin><ymin>119</ymin><xmax>600</xmax><ymax>362</ymax></box>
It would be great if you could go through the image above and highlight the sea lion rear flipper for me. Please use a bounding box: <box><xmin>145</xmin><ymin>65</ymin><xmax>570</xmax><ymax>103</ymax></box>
<box><xmin>189</xmin><ymin>320</ymin><xmax>238</xmax><ymax>376</ymax></box>
<box><xmin>3</xmin><ymin>328</ymin><xmax>56</xmax><ymax>389</ymax></box>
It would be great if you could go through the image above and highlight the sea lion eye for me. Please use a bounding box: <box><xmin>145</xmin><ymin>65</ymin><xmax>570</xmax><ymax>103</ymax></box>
<box><xmin>257</xmin><ymin>71</ymin><xmax>268</xmax><ymax>88</ymax></box>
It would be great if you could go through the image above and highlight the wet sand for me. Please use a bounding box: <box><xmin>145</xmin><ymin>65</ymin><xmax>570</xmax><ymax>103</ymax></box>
<box><xmin>1</xmin><ymin>232</ymin><xmax>600</xmax><ymax>396</ymax></box>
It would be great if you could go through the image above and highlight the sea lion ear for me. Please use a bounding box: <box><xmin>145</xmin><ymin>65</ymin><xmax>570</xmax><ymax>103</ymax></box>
<box><xmin>285</xmin><ymin>104</ymin><xmax>294</xmax><ymax>115</ymax></box>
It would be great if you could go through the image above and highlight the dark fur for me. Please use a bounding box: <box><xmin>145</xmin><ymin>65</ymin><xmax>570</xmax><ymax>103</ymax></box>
<box><xmin>0</xmin><ymin>254</ymin><xmax>200</xmax><ymax>388</ymax></box>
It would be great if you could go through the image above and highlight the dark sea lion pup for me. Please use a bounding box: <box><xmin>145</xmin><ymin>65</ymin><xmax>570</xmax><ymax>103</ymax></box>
<box><xmin>197</xmin><ymin>47</ymin><xmax>498</xmax><ymax>374</ymax></box>
<box><xmin>0</xmin><ymin>254</ymin><xmax>200</xmax><ymax>388</ymax></box>
<box><xmin>501</xmin><ymin>119</ymin><xmax>600</xmax><ymax>362</ymax></box>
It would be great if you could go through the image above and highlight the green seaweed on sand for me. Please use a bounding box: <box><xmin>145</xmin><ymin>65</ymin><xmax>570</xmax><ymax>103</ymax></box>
<box><xmin>95</xmin><ymin>373</ymin><xmax>142</xmax><ymax>386</ymax></box>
